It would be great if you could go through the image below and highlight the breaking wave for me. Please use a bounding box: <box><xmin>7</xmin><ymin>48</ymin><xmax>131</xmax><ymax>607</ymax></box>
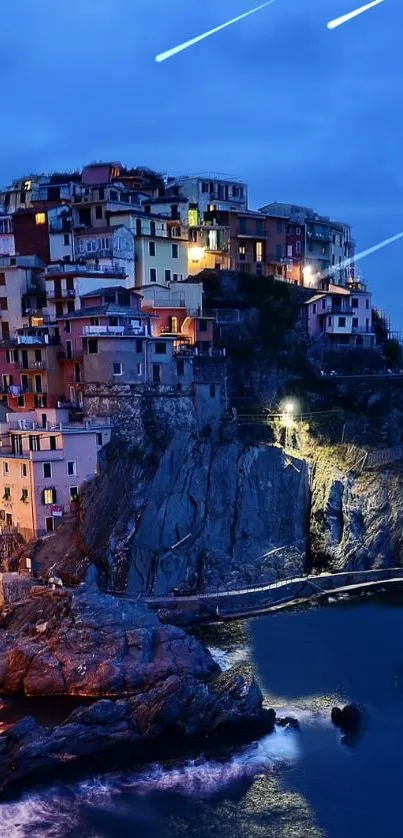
<box><xmin>0</xmin><ymin>725</ymin><xmax>301</xmax><ymax>837</ymax></box>
<box><xmin>207</xmin><ymin>644</ymin><xmax>252</xmax><ymax>671</ymax></box>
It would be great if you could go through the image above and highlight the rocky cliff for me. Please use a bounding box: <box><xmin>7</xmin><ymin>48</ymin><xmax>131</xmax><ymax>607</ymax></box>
<box><xmin>78</xmin><ymin>430</ymin><xmax>403</xmax><ymax>594</ymax></box>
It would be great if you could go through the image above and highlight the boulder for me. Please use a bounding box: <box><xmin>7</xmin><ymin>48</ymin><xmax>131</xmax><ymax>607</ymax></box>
<box><xmin>331</xmin><ymin>703</ymin><xmax>363</xmax><ymax>735</ymax></box>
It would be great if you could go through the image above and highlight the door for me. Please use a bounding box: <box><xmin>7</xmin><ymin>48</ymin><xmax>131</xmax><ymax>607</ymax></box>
<box><xmin>41</xmin><ymin>413</ymin><xmax>47</xmax><ymax>428</ymax></box>
<box><xmin>152</xmin><ymin>364</ymin><xmax>161</xmax><ymax>384</ymax></box>
<box><xmin>35</xmin><ymin>374</ymin><xmax>42</xmax><ymax>393</ymax></box>
<box><xmin>45</xmin><ymin>517</ymin><xmax>54</xmax><ymax>533</ymax></box>
<box><xmin>66</xmin><ymin>340</ymin><xmax>72</xmax><ymax>360</ymax></box>
<box><xmin>21</xmin><ymin>350</ymin><xmax>28</xmax><ymax>370</ymax></box>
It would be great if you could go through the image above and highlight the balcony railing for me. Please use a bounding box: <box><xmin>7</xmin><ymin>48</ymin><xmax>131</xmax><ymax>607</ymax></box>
<box><xmin>44</xmin><ymin>263</ymin><xmax>127</xmax><ymax>277</ymax></box>
<box><xmin>306</xmin><ymin>230</ymin><xmax>331</xmax><ymax>242</ymax></box>
<box><xmin>174</xmin><ymin>345</ymin><xmax>226</xmax><ymax>358</ymax></box>
<box><xmin>82</xmin><ymin>325</ymin><xmax>148</xmax><ymax>337</ymax></box>
<box><xmin>15</xmin><ymin>361</ymin><xmax>47</xmax><ymax>370</ymax></box>
<box><xmin>46</xmin><ymin>289</ymin><xmax>76</xmax><ymax>300</ymax></box>
<box><xmin>7</xmin><ymin>417</ymin><xmax>111</xmax><ymax>433</ymax></box>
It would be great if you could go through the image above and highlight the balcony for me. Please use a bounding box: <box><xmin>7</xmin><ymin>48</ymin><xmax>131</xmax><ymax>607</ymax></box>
<box><xmin>77</xmin><ymin>248</ymin><xmax>113</xmax><ymax>259</ymax></box>
<box><xmin>44</xmin><ymin>262</ymin><xmax>127</xmax><ymax>277</ymax></box>
<box><xmin>306</xmin><ymin>230</ymin><xmax>331</xmax><ymax>242</ymax></box>
<box><xmin>321</xmin><ymin>306</ymin><xmax>354</xmax><ymax>316</ymax></box>
<box><xmin>82</xmin><ymin>325</ymin><xmax>148</xmax><ymax>338</ymax></box>
<box><xmin>47</xmin><ymin>289</ymin><xmax>75</xmax><ymax>300</ymax></box>
<box><xmin>7</xmin><ymin>384</ymin><xmax>47</xmax><ymax>396</ymax></box>
<box><xmin>352</xmin><ymin>325</ymin><xmax>375</xmax><ymax>334</ymax></box>
<box><xmin>15</xmin><ymin>361</ymin><xmax>47</xmax><ymax>370</ymax></box>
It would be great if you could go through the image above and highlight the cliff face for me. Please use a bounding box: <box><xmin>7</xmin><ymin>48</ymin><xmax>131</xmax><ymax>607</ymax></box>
<box><xmin>123</xmin><ymin>433</ymin><xmax>310</xmax><ymax>594</ymax></box>
<box><xmin>310</xmin><ymin>451</ymin><xmax>403</xmax><ymax>571</ymax></box>
<box><xmin>78</xmin><ymin>433</ymin><xmax>403</xmax><ymax>595</ymax></box>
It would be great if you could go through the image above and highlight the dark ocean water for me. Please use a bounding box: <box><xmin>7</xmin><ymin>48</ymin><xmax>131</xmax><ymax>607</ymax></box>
<box><xmin>3</xmin><ymin>595</ymin><xmax>403</xmax><ymax>837</ymax></box>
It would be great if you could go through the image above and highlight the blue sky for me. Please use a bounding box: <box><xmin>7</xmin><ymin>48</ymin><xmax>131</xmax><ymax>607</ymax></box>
<box><xmin>1</xmin><ymin>0</ymin><xmax>402</xmax><ymax>327</ymax></box>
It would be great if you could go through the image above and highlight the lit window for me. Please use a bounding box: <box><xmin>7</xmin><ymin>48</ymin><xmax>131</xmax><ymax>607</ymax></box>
<box><xmin>255</xmin><ymin>241</ymin><xmax>263</xmax><ymax>263</ymax></box>
<box><xmin>35</xmin><ymin>213</ymin><xmax>46</xmax><ymax>225</ymax></box>
<box><xmin>188</xmin><ymin>209</ymin><xmax>198</xmax><ymax>226</ymax></box>
<box><xmin>43</xmin><ymin>488</ymin><xmax>56</xmax><ymax>505</ymax></box>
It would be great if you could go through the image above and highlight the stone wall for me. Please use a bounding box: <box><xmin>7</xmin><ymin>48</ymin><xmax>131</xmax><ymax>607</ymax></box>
<box><xmin>0</xmin><ymin>573</ymin><xmax>36</xmax><ymax>609</ymax></box>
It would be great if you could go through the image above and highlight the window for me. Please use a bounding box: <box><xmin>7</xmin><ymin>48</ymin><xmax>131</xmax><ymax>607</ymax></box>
<box><xmin>177</xmin><ymin>359</ymin><xmax>184</xmax><ymax>376</ymax></box>
<box><xmin>136</xmin><ymin>219</ymin><xmax>142</xmax><ymax>236</ymax></box>
<box><xmin>287</xmin><ymin>245</ymin><xmax>293</xmax><ymax>258</ymax></box>
<box><xmin>255</xmin><ymin>241</ymin><xmax>264</xmax><ymax>263</ymax></box>
<box><xmin>113</xmin><ymin>362</ymin><xmax>123</xmax><ymax>375</ymax></box>
<box><xmin>312</xmin><ymin>304</ymin><xmax>316</xmax><ymax>314</ymax></box>
<box><xmin>43</xmin><ymin>488</ymin><xmax>56</xmax><ymax>505</ymax></box>
<box><xmin>366</xmin><ymin>318</ymin><xmax>370</xmax><ymax>330</ymax></box>
<box><xmin>17</xmin><ymin>395</ymin><xmax>25</xmax><ymax>408</ymax></box>
<box><xmin>86</xmin><ymin>240</ymin><xmax>97</xmax><ymax>252</ymax></box>
<box><xmin>296</xmin><ymin>241</ymin><xmax>301</xmax><ymax>254</ymax></box>
<box><xmin>3</xmin><ymin>487</ymin><xmax>10</xmax><ymax>500</ymax></box>
<box><xmin>0</xmin><ymin>273</ymin><xmax>5</xmax><ymax>287</ymax></box>
<box><xmin>35</xmin><ymin>212</ymin><xmax>46</xmax><ymax>225</ymax></box>
<box><xmin>169</xmin><ymin>316</ymin><xmax>178</xmax><ymax>332</ymax></box>
<box><xmin>328</xmin><ymin>317</ymin><xmax>332</xmax><ymax>326</ymax></box>
<box><xmin>149</xmin><ymin>267</ymin><xmax>157</xmax><ymax>283</ymax></box>
<box><xmin>136</xmin><ymin>339</ymin><xmax>142</xmax><ymax>353</ymax></box>
<box><xmin>152</xmin><ymin>364</ymin><xmax>161</xmax><ymax>383</ymax></box>
<box><xmin>100</xmin><ymin>237</ymin><xmax>110</xmax><ymax>250</ymax></box>
<box><xmin>0</xmin><ymin>298</ymin><xmax>8</xmax><ymax>311</ymax></box>
<box><xmin>96</xmin><ymin>433</ymin><xmax>103</xmax><ymax>446</ymax></box>
<box><xmin>109</xmin><ymin>190</ymin><xmax>118</xmax><ymax>201</ymax></box>
<box><xmin>67</xmin><ymin>461</ymin><xmax>76</xmax><ymax>476</ymax></box>
<box><xmin>352</xmin><ymin>317</ymin><xmax>358</xmax><ymax>328</ymax></box>
<box><xmin>87</xmin><ymin>338</ymin><xmax>98</xmax><ymax>354</ymax></box>
<box><xmin>276</xmin><ymin>244</ymin><xmax>283</xmax><ymax>260</ymax></box>
<box><xmin>29</xmin><ymin>435</ymin><xmax>40</xmax><ymax>452</ymax></box>
<box><xmin>366</xmin><ymin>299</ymin><xmax>370</xmax><ymax>309</ymax></box>
<box><xmin>43</xmin><ymin>462</ymin><xmax>52</xmax><ymax>479</ymax></box>
<box><xmin>199</xmin><ymin>319</ymin><xmax>208</xmax><ymax>332</ymax></box>
<box><xmin>296</xmin><ymin>227</ymin><xmax>301</xmax><ymax>235</ymax></box>
<box><xmin>238</xmin><ymin>243</ymin><xmax>246</xmax><ymax>261</ymax></box>
<box><xmin>2</xmin><ymin>462</ymin><xmax>8</xmax><ymax>476</ymax></box>
<box><xmin>276</xmin><ymin>221</ymin><xmax>283</xmax><ymax>233</ymax></box>
<box><xmin>63</xmin><ymin>233</ymin><xmax>70</xmax><ymax>246</ymax></box>
<box><xmin>165</xmin><ymin>269</ymin><xmax>171</xmax><ymax>283</ymax></box>
<box><xmin>21</xmin><ymin>489</ymin><xmax>29</xmax><ymax>503</ymax></box>
<box><xmin>155</xmin><ymin>342</ymin><xmax>167</xmax><ymax>354</ymax></box>
<box><xmin>136</xmin><ymin>362</ymin><xmax>142</xmax><ymax>376</ymax></box>
<box><xmin>172</xmin><ymin>243</ymin><xmax>178</xmax><ymax>258</ymax></box>
<box><xmin>352</xmin><ymin>297</ymin><xmax>359</xmax><ymax>308</ymax></box>
<box><xmin>70</xmin><ymin>487</ymin><xmax>79</xmax><ymax>501</ymax></box>
<box><xmin>255</xmin><ymin>219</ymin><xmax>264</xmax><ymax>235</ymax></box>
<box><xmin>338</xmin><ymin>317</ymin><xmax>346</xmax><ymax>327</ymax></box>
<box><xmin>95</xmin><ymin>205</ymin><xmax>103</xmax><ymax>219</ymax></box>
<box><xmin>34</xmin><ymin>374</ymin><xmax>42</xmax><ymax>394</ymax></box>
<box><xmin>209</xmin><ymin>384</ymin><xmax>216</xmax><ymax>398</ymax></box>
<box><xmin>35</xmin><ymin>349</ymin><xmax>42</xmax><ymax>363</ymax></box>
<box><xmin>21</xmin><ymin>463</ymin><xmax>27</xmax><ymax>478</ymax></box>
<box><xmin>239</xmin><ymin>218</ymin><xmax>247</xmax><ymax>234</ymax></box>
<box><xmin>148</xmin><ymin>241</ymin><xmax>156</xmax><ymax>257</ymax></box>
<box><xmin>150</xmin><ymin>221</ymin><xmax>156</xmax><ymax>236</ymax></box>
<box><xmin>173</xmin><ymin>273</ymin><xmax>179</xmax><ymax>282</ymax></box>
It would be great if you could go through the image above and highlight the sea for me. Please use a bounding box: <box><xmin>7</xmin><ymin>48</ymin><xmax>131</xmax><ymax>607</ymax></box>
<box><xmin>2</xmin><ymin>593</ymin><xmax>403</xmax><ymax>837</ymax></box>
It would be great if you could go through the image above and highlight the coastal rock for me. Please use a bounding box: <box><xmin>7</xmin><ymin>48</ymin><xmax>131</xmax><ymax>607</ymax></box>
<box><xmin>0</xmin><ymin>672</ymin><xmax>271</xmax><ymax>793</ymax></box>
<box><xmin>0</xmin><ymin>586</ymin><xmax>219</xmax><ymax>697</ymax></box>
<box><xmin>331</xmin><ymin>703</ymin><xmax>363</xmax><ymax>735</ymax></box>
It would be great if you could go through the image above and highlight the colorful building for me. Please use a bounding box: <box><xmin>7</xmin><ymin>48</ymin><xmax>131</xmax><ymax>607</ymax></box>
<box><xmin>0</xmin><ymin>407</ymin><xmax>111</xmax><ymax>539</ymax></box>
<box><xmin>305</xmin><ymin>282</ymin><xmax>374</xmax><ymax>348</ymax></box>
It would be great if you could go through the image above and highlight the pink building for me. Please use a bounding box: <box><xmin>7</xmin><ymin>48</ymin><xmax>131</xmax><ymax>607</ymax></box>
<box><xmin>0</xmin><ymin>407</ymin><xmax>111</xmax><ymax>540</ymax></box>
<box><xmin>305</xmin><ymin>283</ymin><xmax>375</xmax><ymax>348</ymax></box>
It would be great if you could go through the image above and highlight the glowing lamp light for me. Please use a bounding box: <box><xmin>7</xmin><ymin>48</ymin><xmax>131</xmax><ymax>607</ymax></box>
<box><xmin>189</xmin><ymin>246</ymin><xmax>205</xmax><ymax>263</ymax></box>
<box><xmin>303</xmin><ymin>266</ymin><xmax>312</xmax><ymax>282</ymax></box>
<box><xmin>285</xmin><ymin>401</ymin><xmax>295</xmax><ymax>415</ymax></box>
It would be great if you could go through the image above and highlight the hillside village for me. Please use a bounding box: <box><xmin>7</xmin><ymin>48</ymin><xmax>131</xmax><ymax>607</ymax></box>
<box><xmin>0</xmin><ymin>162</ymin><xmax>393</xmax><ymax>554</ymax></box>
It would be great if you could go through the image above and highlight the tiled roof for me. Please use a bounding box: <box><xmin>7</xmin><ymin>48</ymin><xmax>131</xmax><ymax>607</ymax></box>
<box><xmin>80</xmin><ymin>285</ymin><xmax>142</xmax><ymax>299</ymax></box>
<box><xmin>75</xmin><ymin>225</ymin><xmax>124</xmax><ymax>236</ymax></box>
<box><xmin>61</xmin><ymin>303</ymin><xmax>148</xmax><ymax>320</ymax></box>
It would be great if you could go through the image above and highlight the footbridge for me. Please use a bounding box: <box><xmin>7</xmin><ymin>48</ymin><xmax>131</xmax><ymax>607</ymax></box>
<box><xmin>104</xmin><ymin>566</ymin><xmax>403</xmax><ymax>623</ymax></box>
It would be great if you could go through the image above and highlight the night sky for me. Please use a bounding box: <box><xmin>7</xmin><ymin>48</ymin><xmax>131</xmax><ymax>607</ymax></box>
<box><xmin>1</xmin><ymin>0</ymin><xmax>402</xmax><ymax>326</ymax></box>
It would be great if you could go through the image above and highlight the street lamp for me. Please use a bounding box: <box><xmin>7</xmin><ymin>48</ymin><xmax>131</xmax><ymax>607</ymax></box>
<box><xmin>281</xmin><ymin>400</ymin><xmax>298</xmax><ymax>449</ymax></box>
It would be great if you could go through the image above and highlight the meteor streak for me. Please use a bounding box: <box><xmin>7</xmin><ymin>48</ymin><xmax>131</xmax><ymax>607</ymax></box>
<box><xmin>155</xmin><ymin>0</ymin><xmax>275</xmax><ymax>63</ymax></box>
<box><xmin>327</xmin><ymin>0</ymin><xmax>384</xmax><ymax>30</ymax></box>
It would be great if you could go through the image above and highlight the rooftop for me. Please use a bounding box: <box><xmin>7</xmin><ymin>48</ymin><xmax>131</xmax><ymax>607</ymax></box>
<box><xmin>80</xmin><ymin>285</ymin><xmax>142</xmax><ymax>299</ymax></box>
<box><xmin>62</xmin><ymin>303</ymin><xmax>149</xmax><ymax>320</ymax></box>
